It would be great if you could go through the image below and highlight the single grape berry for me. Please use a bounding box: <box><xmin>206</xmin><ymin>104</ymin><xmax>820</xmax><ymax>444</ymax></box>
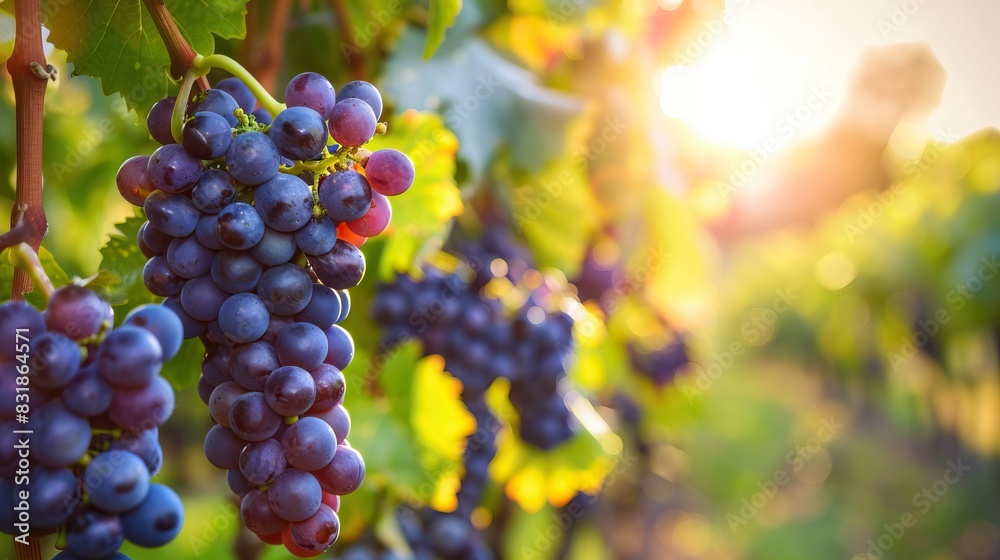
<box><xmin>286</xmin><ymin>72</ymin><xmax>337</xmax><ymax>120</ymax></box>
<box><xmin>337</xmin><ymin>80</ymin><xmax>383</xmax><ymax>119</ymax></box>
<box><xmin>147</xmin><ymin>144</ymin><xmax>203</xmax><ymax>193</ymax></box>
<box><xmin>270</xmin><ymin>106</ymin><xmax>329</xmax><ymax>160</ymax></box>
<box><xmin>147</xmin><ymin>97</ymin><xmax>177</xmax><ymax>145</ymax></box>
<box><xmin>227</xmin><ymin>131</ymin><xmax>280</xmax><ymax>186</ymax></box>
<box><xmin>216</xmin><ymin>77</ymin><xmax>257</xmax><ymax>112</ymax></box>
<box><xmin>189</xmin><ymin>89</ymin><xmax>241</xmax><ymax>126</ymax></box>
<box><xmin>328</xmin><ymin>99</ymin><xmax>377</xmax><ymax>148</ymax></box>
<box><xmin>182</xmin><ymin>111</ymin><xmax>234</xmax><ymax>160</ymax></box>
<box><xmin>346</xmin><ymin>190</ymin><xmax>391</xmax><ymax>238</ymax></box>
<box><xmin>318</xmin><ymin>170</ymin><xmax>372</xmax><ymax>222</ymax></box>
<box><xmin>116</xmin><ymin>155</ymin><xmax>155</xmax><ymax>206</ymax></box>
<box><xmin>365</xmin><ymin>149</ymin><xmax>415</xmax><ymax>196</ymax></box>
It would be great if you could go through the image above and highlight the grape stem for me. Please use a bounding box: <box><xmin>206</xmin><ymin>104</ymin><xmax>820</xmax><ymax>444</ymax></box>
<box><xmin>191</xmin><ymin>54</ymin><xmax>286</xmax><ymax>116</ymax></box>
<box><xmin>8</xmin><ymin>243</ymin><xmax>55</xmax><ymax>303</ymax></box>
<box><xmin>170</xmin><ymin>69</ymin><xmax>198</xmax><ymax>144</ymax></box>
<box><xmin>5</xmin><ymin>0</ymin><xmax>50</xmax><ymax>306</ymax></box>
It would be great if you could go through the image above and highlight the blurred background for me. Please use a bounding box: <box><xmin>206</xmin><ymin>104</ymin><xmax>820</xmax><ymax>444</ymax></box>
<box><xmin>0</xmin><ymin>0</ymin><xmax>998</xmax><ymax>559</ymax></box>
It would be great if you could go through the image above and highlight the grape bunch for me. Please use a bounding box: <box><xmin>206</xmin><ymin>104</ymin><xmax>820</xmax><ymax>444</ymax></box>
<box><xmin>0</xmin><ymin>288</ymin><xmax>184</xmax><ymax>560</ymax></box>
<box><xmin>627</xmin><ymin>339</ymin><xmax>687</xmax><ymax>386</ymax></box>
<box><xmin>374</xmin><ymin>264</ymin><xmax>576</xmax><ymax>450</ymax></box>
<box><xmin>117</xmin><ymin>72</ymin><xmax>414</xmax><ymax>556</ymax></box>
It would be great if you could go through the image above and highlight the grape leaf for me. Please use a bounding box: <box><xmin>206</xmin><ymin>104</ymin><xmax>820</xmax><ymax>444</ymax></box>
<box><xmin>365</xmin><ymin>110</ymin><xmax>462</xmax><ymax>280</ymax></box>
<box><xmin>425</xmin><ymin>0</ymin><xmax>463</xmax><ymax>58</ymax></box>
<box><xmin>41</xmin><ymin>0</ymin><xmax>249</xmax><ymax>118</ymax></box>
<box><xmin>348</xmin><ymin>342</ymin><xmax>475</xmax><ymax>505</ymax></box>
<box><xmin>486</xmin><ymin>379</ymin><xmax>620</xmax><ymax>512</ymax></box>
<box><xmin>95</xmin><ymin>214</ymin><xmax>159</xmax><ymax>312</ymax></box>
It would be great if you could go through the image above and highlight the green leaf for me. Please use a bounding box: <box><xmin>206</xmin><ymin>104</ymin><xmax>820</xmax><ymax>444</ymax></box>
<box><xmin>96</xmin><ymin>214</ymin><xmax>160</xmax><ymax>314</ymax></box>
<box><xmin>0</xmin><ymin>11</ymin><xmax>14</xmax><ymax>65</ymax></box>
<box><xmin>41</xmin><ymin>0</ymin><xmax>249</xmax><ymax>118</ymax></box>
<box><xmin>424</xmin><ymin>0</ymin><xmax>463</xmax><ymax>58</ymax></box>
<box><xmin>348</xmin><ymin>342</ymin><xmax>475</xmax><ymax>506</ymax></box>
<box><xmin>366</xmin><ymin>111</ymin><xmax>462</xmax><ymax>280</ymax></box>
<box><xmin>487</xmin><ymin>379</ymin><xmax>621</xmax><ymax>512</ymax></box>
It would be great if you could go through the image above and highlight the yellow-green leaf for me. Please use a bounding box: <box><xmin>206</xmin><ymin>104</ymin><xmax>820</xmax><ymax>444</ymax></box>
<box><xmin>424</xmin><ymin>0</ymin><xmax>462</xmax><ymax>58</ymax></box>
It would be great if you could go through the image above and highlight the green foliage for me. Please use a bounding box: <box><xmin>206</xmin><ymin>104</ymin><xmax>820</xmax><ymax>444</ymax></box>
<box><xmin>0</xmin><ymin>11</ymin><xmax>14</xmax><ymax>64</ymax></box>
<box><xmin>425</xmin><ymin>0</ymin><xmax>463</xmax><ymax>58</ymax></box>
<box><xmin>41</xmin><ymin>0</ymin><xmax>249</xmax><ymax>117</ymax></box>
<box><xmin>94</xmin><ymin>214</ymin><xmax>158</xmax><ymax>309</ymax></box>
<box><xmin>348</xmin><ymin>342</ymin><xmax>475</xmax><ymax>507</ymax></box>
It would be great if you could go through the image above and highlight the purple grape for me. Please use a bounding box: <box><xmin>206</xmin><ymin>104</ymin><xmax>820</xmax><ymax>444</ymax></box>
<box><xmin>217</xmin><ymin>202</ymin><xmax>266</xmax><ymax>250</ymax></box>
<box><xmin>229</xmin><ymin>391</ymin><xmax>282</xmax><ymax>442</ymax></box>
<box><xmin>120</xmin><ymin>484</ymin><xmax>183</xmax><ymax>547</ymax></box>
<box><xmin>309</xmin><ymin>404</ymin><xmax>350</xmax><ymax>444</ymax></box>
<box><xmin>270</xmin><ymin>106</ymin><xmax>329</xmax><ymax>160</ymax></box>
<box><xmin>281</xmin><ymin>417</ymin><xmax>336</xmax><ymax>471</ymax></box>
<box><xmin>147</xmin><ymin>144</ymin><xmax>203</xmax><ymax>193</ymax></box>
<box><xmin>124</xmin><ymin>304</ymin><xmax>185</xmax><ymax>360</ymax></box>
<box><xmin>267</xmin><ymin>469</ymin><xmax>322</xmax><ymax>522</ymax></box>
<box><xmin>294</xmin><ymin>284</ymin><xmax>342</xmax><ymax>331</ymax></box>
<box><xmin>196</xmin><ymin>214</ymin><xmax>226</xmax><ymax>251</ymax></box>
<box><xmin>257</xmin><ymin>264</ymin><xmax>313</xmax><ymax>316</ymax></box>
<box><xmin>250</xmin><ymin>227</ymin><xmax>297</xmax><ymax>266</ymax></box>
<box><xmin>116</xmin><ymin>155</ymin><xmax>155</xmax><ymax>206</ymax></box>
<box><xmin>318</xmin><ymin>170</ymin><xmax>372</xmax><ymax>222</ymax></box>
<box><xmin>337</xmin><ymin>80</ymin><xmax>383</xmax><ymax>119</ymax></box>
<box><xmin>84</xmin><ymin>450</ymin><xmax>150</xmax><ymax>512</ymax></box>
<box><xmin>216</xmin><ymin>77</ymin><xmax>257</xmax><ymax>112</ymax></box>
<box><xmin>285</xmin><ymin>72</ymin><xmax>337</xmax><ymax>120</ymax></box>
<box><xmin>251</xmin><ymin>108</ymin><xmax>273</xmax><ymax>125</ymax></box>
<box><xmin>264</xmin><ymin>365</ymin><xmax>316</xmax><ymax>416</ymax></box>
<box><xmin>182</xmin><ymin>111</ymin><xmax>233</xmax><ymax>160</ymax></box>
<box><xmin>210</xmin><ymin>381</ymin><xmax>248</xmax><ymax>428</ymax></box>
<box><xmin>241</xmin><ymin>488</ymin><xmax>286</xmax><ymax>534</ymax></box>
<box><xmin>189</xmin><ymin>89</ymin><xmax>240</xmax><ymax>126</ymax></box>
<box><xmin>63</xmin><ymin>365</ymin><xmax>113</xmax><ymax>417</ymax></box>
<box><xmin>314</xmin><ymin>445</ymin><xmax>364</xmax><ymax>495</ymax></box>
<box><xmin>65</xmin><ymin>506</ymin><xmax>124</xmax><ymax>557</ymax></box>
<box><xmin>287</xmin><ymin>505</ymin><xmax>340</xmax><ymax>553</ymax></box>
<box><xmin>109</xmin><ymin>428</ymin><xmax>163</xmax><ymax>476</ymax></box>
<box><xmin>231</xmin><ymin>341</ymin><xmax>280</xmax><ymax>391</ymax></box>
<box><xmin>366</xmin><ymin>149</ymin><xmax>414</xmax><ymax>196</ymax></box>
<box><xmin>97</xmin><ymin>325</ymin><xmax>163</xmax><ymax>388</ymax></box>
<box><xmin>147</xmin><ymin>97</ymin><xmax>177</xmax><ymax>145</ymax></box>
<box><xmin>144</xmin><ymin>191</ymin><xmax>200</xmax><ymax>237</ymax></box>
<box><xmin>166</xmin><ymin>235</ymin><xmax>215</xmax><ymax>279</ymax></box>
<box><xmin>28</xmin><ymin>331</ymin><xmax>80</xmax><ymax>389</ymax></box>
<box><xmin>253</xmin><ymin>173</ymin><xmax>314</xmax><ymax>232</ymax></box>
<box><xmin>191</xmin><ymin>168</ymin><xmax>237</xmax><ymax>214</ymax></box>
<box><xmin>201</xmin><ymin>345</ymin><xmax>233</xmax><ymax>386</ymax></box>
<box><xmin>162</xmin><ymin>296</ymin><xmax>207</xmax><ymax>339</ymax></box>
<box><xmin>219</xmin><ymin>293</ymin><xmax>270</xmax><ymax>343</ymax></box>
<box><xmin>143</xmin><ymin>256</ymin><xmax>184</xmax><ymax>297</ymax></box>
<box><xmin>107</xmin><ymin>375</ymin><xmax>175</xmax><ymax>431</ymax></box>
<box><xmin>227</xmin><ymin>131</ymin><xmax>280</xmax><ymax>186</ymax></box>
<box><xmin>293</xmin><ymin>215</ymin><xmax>337</xmax><ymax>256</ymax></box>
<box><xmin>29</xmin><ymin>401</ymin><xmax>90</xmax><ymax>467</ymax></box>
<box><xmin>46</xmin><ymin>285</ymin><xmax>114</xmax><ymax>342</ymax></box>
<box><xmin>228</xmin><ymin>469</ymin><xmax>255</xmax><ymax>497</ymax></box>
<box><xmin>204</xmin><ymin>425</ymin><xmax>247</xmax><ymax>470</ymax></box>
<box><xmin>307</xmin><ymin>240</ymin><xmax>366</xmax><ymax>290</ymax></box>
<box><xmin>275</xmin><ymin>322</ymin><xmax>328</xmax><ymax>371</ymax></box>
<box><xmin>240</xmin><ymin>438</ymin><xmax>287</xmax><ymax>485</ymax></box>
<box><xmin>141</xmin><ymin>220</ymin><xmax>173</xmax><ymax>254</ymax></box>
<box><xmin>328</xmin><ymin>99</ymin><xmax>376</xmax><ymax>147</ymax></box>
<box><xmin>322</xmin><ymin>325</ymin><xmax>354</xmax><ymax>371</ymax></box>
<box><xmin>211</xmin><ymin>250</ymin><xmax>263</xmax><ymax>294</ymax></box>
<box><xmin>308</xmin><ymin>364</ymin><xmax>345</xmax><ymax>412</ymax></box>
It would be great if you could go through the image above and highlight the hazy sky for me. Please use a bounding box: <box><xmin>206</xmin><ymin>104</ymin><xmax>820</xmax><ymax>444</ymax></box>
<box><xmin>664</xmin><ymin>0</ymin><xmax>998</xmax><ymax>146</ymax></box>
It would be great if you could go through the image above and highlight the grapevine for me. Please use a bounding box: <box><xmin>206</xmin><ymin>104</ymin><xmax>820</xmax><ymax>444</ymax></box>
<box><xmin>116</xmin><ymin>59</ymin><xmax>413</xmax><ymax>556</ymax></box>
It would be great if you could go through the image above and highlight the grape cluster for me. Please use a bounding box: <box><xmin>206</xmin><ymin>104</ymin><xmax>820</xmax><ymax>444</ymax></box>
<box><xmin>117</xmin><ymin>72</ymin><xmax>413</xmax><ymax>556</ymax></box>
<box><xmin>627</xmin><ymin>339</ymin><xmax>687</xmax><ymax>386</ymax></box>
<box><xmin>374</xmin><ymin>265</ymin><xmax>576</xmax><ymax>450</ymax></box>
<box><xmin>0</xmin><ymin>288</ymin><xmax>184</xmax><ymax>560</ymax></box>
